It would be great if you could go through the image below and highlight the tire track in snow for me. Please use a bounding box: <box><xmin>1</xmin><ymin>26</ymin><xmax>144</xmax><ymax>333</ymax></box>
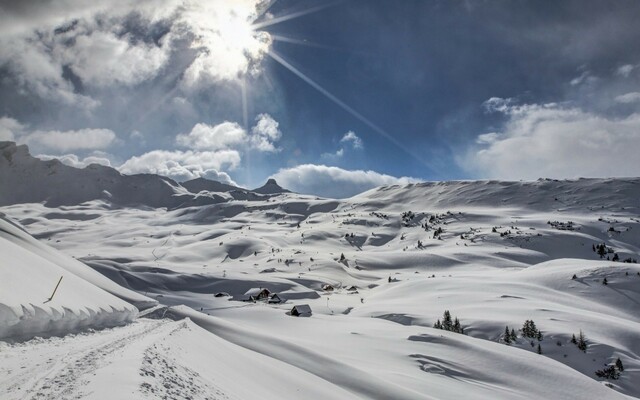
<box><xmin>3</xmin><ymin>319</ymin><xmax>172</xmax><ymax>400</ymax></box>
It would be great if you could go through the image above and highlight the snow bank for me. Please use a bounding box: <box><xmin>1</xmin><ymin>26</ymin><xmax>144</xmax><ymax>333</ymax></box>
<box><xmin>0</xmin><ymin>216</ymin><xmax>153</xmax><ymax>341</ymax></box>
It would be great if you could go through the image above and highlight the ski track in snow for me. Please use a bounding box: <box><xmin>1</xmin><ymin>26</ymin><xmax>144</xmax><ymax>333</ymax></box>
<box><xmin>0</xmin><ymin>319</ymin><xmax>228</xmax><ymax>400</ymax></box>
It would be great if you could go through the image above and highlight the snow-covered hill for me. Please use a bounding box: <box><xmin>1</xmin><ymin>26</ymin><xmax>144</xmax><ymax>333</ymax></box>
<box><xmin>1</xmin><ymin>171</ymin><xmax>639</xmax><ymax>399</ymax></box>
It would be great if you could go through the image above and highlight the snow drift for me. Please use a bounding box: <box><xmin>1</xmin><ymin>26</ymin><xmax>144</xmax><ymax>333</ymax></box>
<box><xmin>0</xmin><ymin>215</ymin><xmax>155</xmax><ymax>340</ymax></box>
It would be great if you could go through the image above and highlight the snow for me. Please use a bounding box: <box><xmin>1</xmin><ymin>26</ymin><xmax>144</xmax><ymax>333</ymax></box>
<box><xmin>0</xmin><ymin>216</ymin><xmax>153</xmax><ymax>340</ymax></box>
<box><xmin>1</xmin><ymin>162</ymin><xmax>640</xmax><ymax>398</ymax></box>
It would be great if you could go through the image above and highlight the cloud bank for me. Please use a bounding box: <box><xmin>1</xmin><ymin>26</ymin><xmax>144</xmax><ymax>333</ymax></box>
<box><xmin>118</xmin><ymin>149</ymin><xmax>240</xmax><ymax>184</ymax></box>
<box><xmin>463</xmin><ymin>98</ymin><xmax>640</xmax><ymax>180</ymax></box>
<box><xmin>272</xmin><ymin>164</ymin><xmax>419</xmax><ymax>198</ymax></box>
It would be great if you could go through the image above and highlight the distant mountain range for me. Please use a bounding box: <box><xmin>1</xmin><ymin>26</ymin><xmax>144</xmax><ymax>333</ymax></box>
<box><xmin>0</xmin><ymin>141</ymin><xmax>290</xmax><ymax>208</ymax></box>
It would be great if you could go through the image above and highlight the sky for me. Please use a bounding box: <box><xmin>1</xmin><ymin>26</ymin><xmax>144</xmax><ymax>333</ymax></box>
<box><xmin>1</xmin><ymin>0</ymin><xmax>640</xmax><ymax>198</ymax></box>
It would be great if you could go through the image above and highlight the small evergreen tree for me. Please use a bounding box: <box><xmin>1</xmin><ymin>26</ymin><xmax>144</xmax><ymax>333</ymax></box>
<box><xmin>571</xmin><ymin>334</ymin><xmax>577</xmax><ymax>345</ymax></box>
<box><xmin>434</xmin><ymin>319</ymin><xmax>442</xmax><ymax>329</ymax></box>
<box><xmin>537</xmin><ymin>344</ymin><xmax>542</xmax><ymax>354</ymax></box>
<box><xmin>537</xmin><ymin>330</ymin><xmax>543</xmax><ymax>341</ymax></box>
<box><xmin>615</xmin><ymin>358</ymin><xmax>624</xmax><ymax>372</ymax></box>
<box><xmin>442</xmin><ymin>310</ymin><xmax>453</xmax><ymax>330</ymax></box>
<box><xmin>572</xmin><ymin>274</ymin><xmax>577</xmax><ymax>280</ymax></box>
<box><xmin>504</xmin><ymin>326</ymin><xmax>511</xmax><ymax>344</ymax></box>
<box><xmin>510</xmin><ymin>328</ymin><xmax>517</xmax><ymax>341</ymax></box>
<box><xmin>577</xmin><ymin>330</ymin><xmax>587</xmax><ymax>352</ymax></box>
<box><xmin>602</xmin><ymin>277</ymin><xmax>608</xmax><ymax>285</ymax></box>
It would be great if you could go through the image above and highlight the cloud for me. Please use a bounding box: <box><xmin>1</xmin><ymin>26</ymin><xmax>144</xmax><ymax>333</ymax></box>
<box><xmin>118</xmin><ymin>149</ymin><xmax>240</xmax><ymax>184</ymax></box>
<box><xmin>463</xmin><ymin>99</ymin><xmax>640</xmax><ymax>179</ymax></box>
<box><xmin>483</xmin><ymin>97</ymin><xmax>515</xmax><ymax>113</ymax></box>
<box><xmin>0</xmin><ymin>0</ymin><xmax>271</xmax><ymax>107</ymax></box>
<box><xmin>249</xmin><ymin>113</ymin><xmax>281</xmax><ymax>152</ymax></box>
<box><xmin>60</xmin><ymin>30</ymin><xmax>170</xmax><ymax>87</ymax></box>
<box><xmin>177</xmin><ymin>122</ymin><xmax>246</xmax><ymax>150</ymax></box>
<box><xmin>340</xmin><ymin>131</ymin><xmax>363</xmax><ymax>149</ymax></box>
<box><xmin>23</xmin><ymin>128</ymin><xmax>117</xmax><ymax>151</ymax></box>
<box><xmin>177</xmin><ymin>115</ymin><xmax>281</xmax><ymax>152</ymax></box>
<box><xmin>616</xmin><ymin>64</ymin><xmax>637</xmax><ymax>78</ymax></box>
<box><xmin>322</xmin><ymin>131</ymin><xmax>363</xmax><ymax>159</ymax></box>
<box><xmin>36</xmin><ymin>153</ymin><xmax>112</xmax><ymax>168</ymax></box>
<box><xmin>272</xmin><ymin>164</ymin><xmax>420</xmax><ymax>198</ymax></box>
<box><xmin>615</xmin><ymin>92</ymin><xmax>640</xmax><ymax>104</ymax></box>
<box><xmin>0</xmin><ymin>117</ymin><xmax>26</xmax><ymax>141</ymax></box>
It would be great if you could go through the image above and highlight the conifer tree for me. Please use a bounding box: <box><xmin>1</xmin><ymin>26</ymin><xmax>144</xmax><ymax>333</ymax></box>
<box><xmin>537</xmin><ymin>344</ymin><xmax>542</xmax><ymax>354</ymax></box>
<box><xmin>577</xmin><ymin>330</ymin><xmax>587</xmax><ymax>352</ymax></box>
<box><xmin>442</xmin><ymin>310</ymin><xmax>452</xmax><ymax>330</ymax></box>
<box><xmin>615</xmin><ymin>358</ymin><xmax>624</xmax><ymax>372</ymax></box>
<box><xmin>510</xmin><ymin>328</ymin><xmax>517</xmax><ymax>341</ymax></box>
<box><xmin>504</xmin><ymin>326</ymin><xmax>511</xmax><ymax>344</ymax></box>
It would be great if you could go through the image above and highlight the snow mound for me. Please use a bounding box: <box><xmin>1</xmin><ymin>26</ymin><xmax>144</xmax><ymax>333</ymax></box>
<box><xmin>0</xmin><ymin>216</ymin><xmax>154</xmax><ymax>341</ymax></box>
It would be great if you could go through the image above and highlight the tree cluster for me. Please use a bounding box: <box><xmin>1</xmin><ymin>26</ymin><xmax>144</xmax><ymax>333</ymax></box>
<box><xmin>433</xmin><ymin>310</ymin><xmax>464</xmax><ymax>334</ymax></box>
<box><xmin>570</xmin><ymin>330</ymin><xmax>587</xmax><ymax>352</ymax></box>
<box><xmin>595</xmin><ymin>359</ymin><xmax>624</xmax><ymax>380</ymax></box>
<box><xmin>521</xmin><ymin>320</ymin><xmax>543</xmax><ymax>340</ymax></box>
<box><xmin>502</xmin><ymin>326</ymin><xmax>518</xmax><ymax>344</ymax></box>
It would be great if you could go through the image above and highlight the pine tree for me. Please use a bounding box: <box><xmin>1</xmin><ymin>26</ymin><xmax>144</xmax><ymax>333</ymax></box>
<box><xmin>453</xmin><ymin>317</ymin><xmax>461</xmax><ymax>333</ymax></box>
<box><xmin>443</xmin><ymin>310</ymin><xmax>453</xmax><ymax>330</ymax></box>
<box><xmin>615</xmin><ymin>358</ymin><xmax>624</xmax><ymax>372</ymax></box>
<box><xmin>577</xmin><ymin>330</ymin><xmax>587</xmax><ymax>352</ymax></box>
<box><xmin>434</xmin><ymin>319</ymin><xmax>442</xmax><ymax>329</ymax></box>
<box><xmin>511</xmin><ymin>328</ymin><xmax>517</xmax><ymax>341</ymax></box>
<box><xmin>537</xmin><ymin>344</ymin><xmax>542</xmax><ymax>354</ymax></box>
<box><xmin>571</xmin><ymin>334</ymin><xmax>577</xmax><ymax>345</ymax></box>
<box><xmin>537</xmin><ymin>330</ymin><xmax>543</xmax><ymax>341</ymax></box>
<box><xmin>504</xmin><ymin>326</ymin><xmax>511</xmax><ymax>344</ymax></box>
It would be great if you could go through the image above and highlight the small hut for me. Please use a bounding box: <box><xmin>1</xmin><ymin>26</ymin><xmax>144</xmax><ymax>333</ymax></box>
<box><xmin>322</xmin><ymin>284</ymin><xmax>335</xmax><ymax>291</ymax></box>
<box><xmin>290</xmin><ymin>304</ymin><xmax>312</xmax><ymax>317</ymax></box>
<box><xmin>244</xmin><ymin>287</ymin><xmax>271</xmax><ymax>302</ymax></box>
<box><xmin>268</xmin><ymin>293</ymin><xmax>283</xmax><ymax>304</ymax></box>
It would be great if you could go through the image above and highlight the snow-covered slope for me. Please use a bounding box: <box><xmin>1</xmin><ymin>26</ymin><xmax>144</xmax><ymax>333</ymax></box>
<box><xmin>1</xmin><ymin>177</ymin><xmax>639</xmax><ymax>398</ymax></box>
<box><xmin>0</xmin><ymin>214</ymin><xmax>156</xmax><ymax>340</ymax></box>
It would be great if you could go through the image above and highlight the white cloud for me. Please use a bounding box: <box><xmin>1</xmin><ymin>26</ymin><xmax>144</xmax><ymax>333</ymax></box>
<box><xmin>23</xmin><ymin>128</ymin><xmax>117</xmax><ymax>151</ymax></box>
<box><xmin>177</xmin><ymin>122</ymin><xmax>246</xmax><ymax>150</ymax></box>
<box><xmin>272</xmin><ymin>164</ymin><xmax>420</xmax><ymax>198</ymax></box>
<box><xmin>177</xmin><ymin>115</ymin><xmax>281</xmax><ymax>152</ymax></box>
<box><xmin>36</xmin><ymin>153</ymin><xmax>112</xmax><ymax>168</ymax></box>
<box><xmin>60</xmin><ymin>30</ymin><xmax>170</xmax><ymax>87</ymax></box>
<box><xmin>463</xmin><ymin>99</ymin><xmax>640</xmax><ymax>179</ymax></box>
<box><xmin>615</xmin><ymin>92</ymin><xmax>640</xmax><ymax>104</ymax></box>
<box><xmin>249</xmin><ymin>113</ymin><xmax>281</xmax><ymax>152</ymax></box>
<box><xmin>118</xmin><ymin>149</ymin><xmax>240</xmax><ymax>184</ymax></box>
<box><xmin>340</xmin><ymin>131</ymin><xmax>363</xmax><ymax>149</ymax></box>
<box><xmin>0</xmin><ymin>117</ymin><xmax>26</xmax><ymax>141</ymax></box>
<box><xmin>616</xmin><ymin>64</ymin><xmax>637</xmax><ymax>78</ymax></box>
<box><xmin>483</xmin><ymin>97</ymin><xmax>514</xmax><ymax>113</ymax></box>
<box><xmin>0</xmin><ymin>0</ymin><xmax>271</xmax><ymax>106</ymax></box>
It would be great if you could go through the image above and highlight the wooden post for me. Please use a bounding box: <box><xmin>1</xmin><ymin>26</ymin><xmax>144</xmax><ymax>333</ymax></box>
<box><xmin>47</xmin><ymin>276</ymin><xmax>63</xmax><ymax>302</ymax></box>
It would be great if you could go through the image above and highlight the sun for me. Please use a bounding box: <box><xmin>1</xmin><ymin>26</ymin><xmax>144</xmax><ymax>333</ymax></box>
<box><xmin>181</xmin><ymin>1</ymin><xmax>273</xmax><ymax>83</ymax></box>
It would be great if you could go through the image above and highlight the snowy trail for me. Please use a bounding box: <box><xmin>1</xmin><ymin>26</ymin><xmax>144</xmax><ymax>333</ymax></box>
<box><xmin>0</xmin><ymin>319</ymin><xmax>216</xmax><ymax>400</ymax></box>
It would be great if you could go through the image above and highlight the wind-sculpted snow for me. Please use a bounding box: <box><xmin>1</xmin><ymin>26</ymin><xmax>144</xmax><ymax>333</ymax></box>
<box><xmin>0</xmin><ymin>216</ymin><xmax>156</xmax><ymax>340</ymax></box>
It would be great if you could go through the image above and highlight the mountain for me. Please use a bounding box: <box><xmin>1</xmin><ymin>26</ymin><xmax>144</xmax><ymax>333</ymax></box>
<box><xmin>252</xmin><ymin>178</ymin><xmax>291</xmax><ymax>195</ymax></box>
<box><xmin>0</xmin><ymin>141</ymin><xmax>291</xmax><ymax>208</ymax></box>
<box><xmin>180</xmin><ymin>177</ymin><xmax>245</xmax><ymax>193</ymax></box>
